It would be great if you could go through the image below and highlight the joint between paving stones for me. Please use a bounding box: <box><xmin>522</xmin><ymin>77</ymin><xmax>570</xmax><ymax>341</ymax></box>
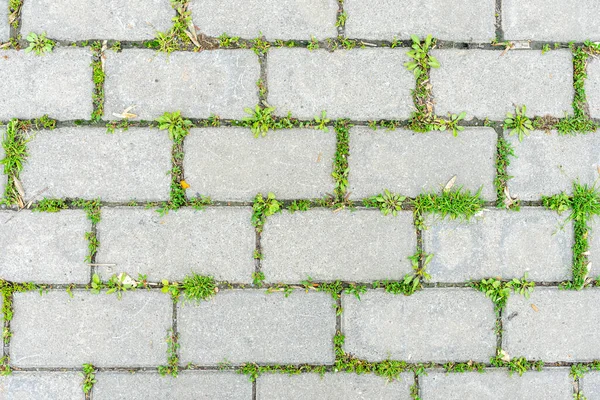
<box><xmin>494</xmin><ymin>0</ymin><xmax>504</xmax><ymax>43</ymax></box>
<box><xmin>335</xmin><ymin>0</ymin><xmax>346</xmax><ymax>37</ymax></box>
<box><xmin>8</xmin><ymin>0</ymin><xmax>22</xmax><ymax>40</ymax></box>
<box><xmin>257</xmin><ymin>51</ymin><xmax>268</xmax><ymax>105</ymax></box>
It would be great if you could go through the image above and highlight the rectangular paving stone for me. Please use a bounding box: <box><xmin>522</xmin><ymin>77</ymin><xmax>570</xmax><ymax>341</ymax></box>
<box><xmin>581</xmin><ymin>371</ymin><xmax>600</xmax><ymax>399</ymax></box>
<box><xmin>20</xmin><ymin>127</ymin><xmax>171</xmax><ymax>202</ymax></box>
<box><xmin>0</xmin><ymin>0</ymin><xmax>8</xmax><ymax>42</ymax></box>
<box><xmin>178</xmin><ymin>290</ymin><xmax>336</xmax><ymax>365</ymax></box>
<box><xmin>420</xmin><ymin>368</ymin><xmax>573</xmax><ymax>400</ymax></box>
<box><xmin>97</xmin><ymin>207</ymin><xmax>255</xmax><ymax>283</ymax></box>
<box><xmin>261</xmin><ymin>209</ymin><xmax>415</xmax><ymax>283</ymax></box>
<box><xmin>104</xmin><ymin>49</ymin><xmax>259</xmax><ymax>120</ymax></box>
<box><xmin>422</xmin><ymin>208</ymin><xmax>573</xmax><ymax>283</ymax></box>
<box><xmin>348</xmin><ymin>127</ymin><xmax>496</xmax><ymax>200</ymax></box>
<box><xmin>430</xmin><ymin>50</ymin><xmax>573</xmax><ymax>120</ymax></box>
<box><xmin>183</xmin><ymin>128</ymin><xmax>336</xmax><ymax>201</ymax></box>
<box><xmin>94</xmin><ymin>371</ymin><xmax>251</xmax><ymax>400</ymax></box>
<box><xmin>189</xmin><ymin>0</ymin><xmax>337</xmax><ymax>40</ymax></box>
<box><xmin>21</xmin><ymin>0</ymin><xmax>173</xmax><ymax>40</ymax></box>
<box><xmin>587</xmin><ymin>58</ymin><xmax>600</xmax><ymax>119</ymax></box>
<box><xmin>268</xmin><ymin>48</ymin><xmax>414</xmax><ymax>120</ymax></box>
<box><xmin>0</xmin><ymin>210</ymin><xmax>89</xmax><ymax>283</ymax></box>
<box><xmin>344</xmin><ymin>0</ymin><xmax>495</xmax><ymax>42</ymax></box>
<box><xmin>507</xmin><ymin>130</ymin><xmax>600</xmax><ymax>200</ymax></box>
<box><xmin>0</xmin><ymin>372</ymin><xmax>82</xmax><ymax>400</ymax></box>
<box><xmin>504</xmin><ymin>288</ymin><xmax>600</xmax><ymax>361</ymax></box>
<box><xmin>257</xmin><ymin>373</ymin><xmax>413</xmax><ymax>400</ymax></box>
<box><xmin>11</xmin><ymin>290</ymin><xmax>171</xmax><ymax>367</ymax></box>
<box><xmin>342</xmin><ymin>288</ymin><xmax>496</xmax><ymax>362</ymax></box>
<box><xmin>0</xmin><ymin>48</ymin><xmax>93</xmax><ymax>120</ymax></box>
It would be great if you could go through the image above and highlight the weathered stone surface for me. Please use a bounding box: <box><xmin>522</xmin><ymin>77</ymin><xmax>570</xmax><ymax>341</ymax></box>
<box><xmin>348</xmin><ymin>127</ymin><xmax>496</xmax><ymax>200</ymax></box>
<box><xmin>268</xmin><ymin>48</ymin><xmax>414</xmax><ymax>120</ymax></box>
<box><xmin>183</xmin><ymin>128</ymin><xmax>336</xmax><ymax>201</ymax></box>
<box><xmin>261</xmin><ymin>209</ymin><xmax>415</xmax><ymax>282</ymax></box>
<box><xmin>581</xmin><ymin>371</ymin><xmax>600</xmax><ymax>399</ymax></box>
<box><xmin>343</xmin><ymin>289</ymin><xmax>496</xmax><ymax>362</ymax></box>
<box><xmin>11</xmin><ymin>291</ymin><xmax>171</xmax><ymax>367</ymax></box>
<box><xmin>0</xmin><ymin>0</ymin><xmax>9</xmax><ymax>42</ymax></box>
<box><xmin>0</xmin><ymin>210</ymin><xmax>89</xmax><ymax>283</ymax></box>
<box><xmin>104</xmin><ymin>50</ymin><xmax>259</xmax><ymax>120</ymax></box>
<box><xmin>590</xmin><ymin>217</ymin><xmax>600</xmax><ymax>280</ymax></box>
<box><xmin>20</xmin><ymin>127</ymin><xmax>171</xmax><ymax>202</ymax></box>
<box><xmin>431</xmin><ymin>50</ymin><xmax>573</xmax><ymax>120</ymax></box>
<box><xmin>97</xmin><ymin>207</ymin><xmax>255</xmax><ymax>283</ymax></box>
<box><xmin>0</xmin><ymin>372</ymin><xmax>82</xmax><ymax>399</ymax></box>
<box><xmin>422</xmin><ymin>208</ymin><xmax>573</xmax><ymax>282</ymax></box>
<box><xmin>21</xmin><ymin>0</ymin><xmax>174</xmax><ymax>40</ymax></box>
<box><xmin>178</xmin><ymin>290</ymin><xmax>336</xmax><ymax>365</ymax></box>
<box><xmin>0</xmin><ymin>48</ymin><xmax>93</xmax><ymax>120</ymax></box>
<box><xmin>586</xmin><ymin>58</ymin><xmax>600</xmax><ymax>119</ymax></box>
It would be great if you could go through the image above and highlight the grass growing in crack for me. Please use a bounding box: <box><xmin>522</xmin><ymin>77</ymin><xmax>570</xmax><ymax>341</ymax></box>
<box><xmin>189</xmin><ymin>195</ymin><xmax>212</xmax><ymax>211</ymax></box>
<box><xmin>156</xmin><ymin>111</ymin><xmax>193</xmax><ymax>144</ymax></box>
<box><xmin>89</xmin><ymin>273</ymin><xmax>143</xmax><ymax>298</ymax></box>
<box><xmin>25</xmin><ymin>32</ymin><xmax>54</xmax><ymax>55</ymax></box>
<box><xmin>300</xmin><ymin>278</ymin><xmax>344</xmax><ymax>314</ymax></box>
<box><xmin>1</xmin><ymin>119</ymin><xmax>29</xmax><ymax>205</ymax></box>
<box><xmin>412</xmin><ymin>187</ymin><xmax>484</xmax><ymax>228</ymax></box>
<box><xmin>443</xmin><ymin>361</ymin><xmax>485</xmax><ymax>373</ymax></box>
<box><xmin>288</xmin><ymin>199</ymin><xmax>311</xmax><ymax>213</ymax></box>
<box><xmin>148</xmin><ymin>0</ymin><xmax>192</xmax><ymax>53</ymax></box>
<box><xmin>161</xmin><ymin>273</ymin><xmax>218</xmax><ymax>302</ymax></box>
<box><xmin>91</xmin><ymin>41</ymin><xmax>105</xmax><ymax>122</ymax></box>
<box><xmin>504</xmin><ymin>105</ymin><xmax>533</xmax><ymax>142</ymax></box>
<box><xmin>363</xmin><ymin>189</ymin><xmax>406</xmax><ymax>216</ymax></box>
<box><xmin>252</xmin><ymin>271</ymin><xmax>266</xmax><ymax>287</ymax></box>
<box><xmin>0</xmin><ymin>356</ymin><xmax>10</xmax><ymax>376</ymax></box>
<box><xmin>33</xmin><ymin>198</ymin><xmax>68</xmax><ymax>212</ymax></box>
<box><xmin>0</xmin><ymin>280</ymin><xmax>39</xmax><ymax>322</ymax></box>
<box><xmin>218</xmin><ymin>33</ymin><xmax>240</xmax><ymax>48</ymax></box>
<box><xmin>252</xmin><ymin>192</ymin><xmax>283</xmax><ymax>232</ymax></box>
<box><xmin>331</xmin><ymin>120</ymin><xmax>351</xmax><ymax>206</ymax></box>
<box><xmin>251</xmin><ymin>36</ymin><xmax>270</xmax><ymax>55</ymax></box>
<box><xmin>106</xmin><ymin>120</ymin><xmax>130</xmax><ymax>133</ymax></box>
<box><xmin>314</xmin><ymin>111</ymin><xmax>330</xmax><ymax>132</ymax></box>
<box><xmin>373</xmin><ymin>250</ymin><xmax>433</xmax><ymax>296</ymax></box>
<box><xmin>307</xmin><ymin>36</ymin><xmax>319</xmax><ymax>51</ymax></box>
<box><xmin>238</xmin><ymin>363</ymin><xmax>326</xmax><ymax>382</ymax></box>
<box><xmin>81</xmin><ymin>363</ymin><xmax>96</xmax><ymax>394</ymax></box>
<box><xmin>490</xmin><ymin>350</ymin><xmax>543</xmax><ymax>376</ymax></box>
<box><xmin>404</xmin><ymin>35</ymin><xmax>439</xmax><ymax>78</ymax></box>
<box><xmin>158</xmin><ymin>329</ymin><xmax>180</xmax><ymax>377</ymax></box>
<box><xmin>243</xmin><ymin>105</ymin><xmax>276</xmax><ymax>137</ymax></box>
<box><xmin>495</xmin><ymin>138</ymin><xmax>520</xmax><ymax>210</ymax></box>
<box><xmin>71</xmin><ymin>198</ymin><xmax>102</xmax><ymax>223</ymax></box>
<box><xmin>469</xmin><ymin>275</ymin><xmax>534</xmax><ymax>311</ymax></box>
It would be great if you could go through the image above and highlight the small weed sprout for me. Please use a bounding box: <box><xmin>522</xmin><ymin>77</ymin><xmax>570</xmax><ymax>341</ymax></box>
<box><xmin>363</xmin><ymin>189</ymin><xmax>406</xmax><ymax>216</ymax></box>
<box><xmin>252</xmin><ymin>192</ymin><xmax>283</xmax><ymax>231</ymax></box>
<box><xmin>25</xmin><ymin>32</ymin><xmax>55</xmax><ymax>55</ymax></box>
<box><xmin>81</xmin><ymin>363</ymin><xmax>96</xmax><ymax>394</ymax></box>
<box><xmin>404</xmin><ymin>34</ymin><xmax>440</xmax><ymax>79</ymax></box>
<box><xmin>156</xmin><ymin>111</ymin><xmax>193</xmax><ymax>143</ymax></box>
<box><xmin>307</xmin><ymin>36</ymin><xmax>319</xmax><ymax>51</ymax></box>
<box><xmin>252</xmin><ymin>271</ymin><xmax>266</xmax><ymax>287</ymax></box>
<box><xmin>440</xmin><ymin>112</ymin><xmax>466</xmax><ymax>137</ymax></box>
<box><xmin>505</xmin><ymin>105</ymin><xmax>533</xmax><ymax>142</ymax></box>
<box><xmin>314</xmin><ymin>111</ymin><xmax>330</xmax><ymax>132</ymax></box>
<box><xmin>242</xmin><ymin>105</ymin><xmax>278</xmax><ymax>137</ymax></box>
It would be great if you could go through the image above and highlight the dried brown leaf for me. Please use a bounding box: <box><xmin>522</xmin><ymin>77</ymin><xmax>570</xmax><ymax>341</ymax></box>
<box><xmin>531</xmin><ymin>304</ymin><xmax>539</xmax><ymax>312</ymax></box>
<box><xmin>443</xmin><ymin>175</ymin><xmax>457</xmax><ymax>192</ymax></box>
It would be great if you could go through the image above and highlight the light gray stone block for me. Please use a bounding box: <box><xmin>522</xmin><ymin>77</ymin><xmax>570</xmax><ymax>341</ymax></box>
<box><xmin>422</xmin><ymin>208</ymin><xmax>573</xmax><ymax>282</ymax></box>
<box><xmin>20</xmin><ymin>127</ymin><xmax>171</xmax><ymax>202</ymax></box>
<box><xmin>348</xmin><ymin>127</ymin><xmax>496</xmax><ymax>200</ymax></box>
<box><xmin>0</xmin><ymin>210</ymin><xmax>89</xmax><ymax>283</ymax></box>
<box><xmin>256</xmin><ymin>373</ymin><xmax>413</xmax><ymax>400</ymax></box>
<box><xmin>104</xmin><ymin>50</ymin><xmax>259</xmax><ymax>120</ymax></box>
<box><xmin>342</xmin><ymin>289</ymin><xmax>496</xmax><ymax>362</ymax></box>
<box><xmin>189</xmin><ymin>0</ymin><xmax>338</xmax><ymax>40</ymax></box>
<box><xmin>21</xmin><ymin>0</ymin><xmax>174</xmax><ymax>41</ymax></box>
<box><xmin>0</xmin><ymin>372</ymin><xmax>82</xmax><ymax>400</ymax></box>
<box><xmin>261</xmin><ymin>209</ymin><xmax>415</xmax><ymax>283</ymax></box>
<box><xmin>268</xmin><ymin>48</ymin><xmax>414</xmax><ymax>120</ymax></box>
<box><xmin>183</xmin><ymin>128</ymin><xmax>336</xmax><ymax>201</ymax></box>
<box><xmin>178</xmin><ymin>290</ymin><xmax>336</xmax><ymax>365</ymax></box>
<box><xmin>590</xmin><ymin>217</ymin><xmax>600</xmax><ymax>280</ymax></box>
<box><xmin>344</xmin><ymin>0</ymin><xmax>495</xmax><ymax>42</ymax></box>
<box><xmin>0</xmin><ymin>48</ymin><xmax>93</xmax><ymax>120</ymax></box>
<box><xmin>503</xmin><ymin>288</ymin><xmax>600</xmax><ymax>361</ymax></box>
<box><xmin>587</xmin><ymin>58</ymin><xmax>600</xmax><ymax>119</ymax></box>
<box><xmin>582</xmin><ymin>371</ymin><xmax>600</xmax><ymax>399</ymax></box>
<box><xmin>431</xmin><ymin>50</ymin><xmax>573</xmax><ymax>120</ymax></box>
<box><xmin>94</xmin><ymin>371</ymin><xmax>251</xmax><ymax>400</ymax></box>
<box><xmin>420</xmin><ymin>368</ymin><xmax>573</xmax><ymax>400</ymax></box>
<box><xmin>0</xmin><ymin>0</ymin><xmax>9</xmax><ymax>42</ymax></box>
<box><xmin>97</xmin><ymin>207</ymin><xmax>255</xmax><ymax>283</ymax></box>
<box><xmin>11</xmin><ymin>290</ymin><xmax>171</xmax><ymax>367</ymax></box>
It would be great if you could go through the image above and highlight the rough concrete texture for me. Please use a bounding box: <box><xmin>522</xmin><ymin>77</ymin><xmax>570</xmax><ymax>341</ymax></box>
<box><xmin>422</xmin><ymin>208</ymin><xmax>573</xmax><ymax>282</ymax></box>
<box><xmin>94</xmin><ymin>371</ymin><xmax>252</xmax><ymax>400</ymax></box>
<box><xmin>21</xmin><ymin>0</ymin><xmax>174</xmax><ymax>40</ymax></box>
<box><xmin>0</xmin><ymin>48</ymin><xmax>93</xmax><ymax>120</ymax></box>
<box><xmin>590</xmin><ymin>217</ymin><xmax>600</xmax><ymax>280</ymax></box>
<box><xmin>0</xmin><ymin>210</ymin><xmax>89</xmax><ymax>283</ymax></box>
<box><xmin>256</xmin><ymin>373</ymin><xmax>413</xmax><ymax>400</ymax></box>
<box><xmin>420</xmin><ymin>368</ymin><xmax>573</xmax><ymax>400</ymax></box>
<box><xmin>189</xmin><ymin>0</ymin><xmax>338</xmax><ymax>39</ymax></box>
<box><xmin>503</xmin><ymin>288</ymin><xmax>600</xmax><ymax>361</ymax></box>
<box><xmin>348</xmin><ymin>127</ymin><xmax>497</xmax><ymax>200</ymax></box>
<box><xmin>20</xmin><ymin>127</ymin><xmax>172</xmax><ymax>202</ymax></box>
<box><xmin>178</xmin><ymin>290</ymin><xmax>336</xmax><ymax>365</ymax></box>
<box><xmin>11</xmin><ymin>291</ymin><xmax>171</xmax><ymax>367</ymax></box>
<box><xmin>342</xmin><ymin>289</ymin><xmax>496</xmax><ymax>362</ymax></box>
<box><xmin>587</xmin><ymin>58</ymin><xmax>600</xmax><ymax>119</ymax></box>
<box><xmin>0</xmin><ymin>0</ymin><xmax>8</xmax><ymax>42</ymax></box>
<box><xmin>104</xmin><ymin>50</ymin><xmax>259</xmax><ymax>120</ymax></box>
<box><xmin>268</xmin><ymin>48</ymin><xmax>414</xmax><ymax>120</ymax></box>
<box><xmin>581</xmin><ymin>371</ymin><xmax>600</xmax><ymax>399</ymax></box>
<box><xmin>183</xmin><ymin>128</ymin><xmax>336</xmax><ymax>201</ymax></box>
<box><xmin>431</xmin><ymin>50</ymin><xmax>573</xmax><ymax>120</ymax></box>
<box><xmin>0</xmin><ymin>372</ymin><xmax>83</xmax><ymax>400</ymax></box>
<box><xmin>261</xmin><ymin>209</ymin><xmax>416</xmax><ymax>282</ymax></box>
<box><xmin>344</xmin><ymin>0</ymin><xmax>495</xmax><ymax>42</ymax></box>
<box><xmin>96</xmin><ymin>207</ymin><xmax>255</xmax><ymax>283</ymax></box>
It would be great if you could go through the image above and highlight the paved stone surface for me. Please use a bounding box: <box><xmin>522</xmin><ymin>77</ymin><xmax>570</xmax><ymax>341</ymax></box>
<box><xmin>503</xmin><ymin>288</ymin><xmax>600</xmax><ymax>361</ymax></box>
<box><xmin>344</xmin><ymin>0</ymin><xmax>495</xmax><ymax>42</ymax></box>
<box><xmin>256</xmin><ymin>373</ymin><xmax>413</xmax><ymax>399</ymax></box>
<box><xmin>587</xmin><ymin>58</ymin><xmax>600</xmax><ymax>119</ymax></box>
<box><xmin>581</xmin><ymin>371</ymin><xmax>600</xmax><ymax>399</ymax></box>
<box><xmin>268</xmin><ymin>48</ymin><xmax>414</xmax><ymax>120</ymax></box>
<box><xmin>431</xmin><ymin>50</ymin><xmax>573</xmax><ymax>120</ymax></box>
<box><xmin>261</xmin><ymin>209</ymin><xmax>415</xmax><ymax>283</ymax></box>
<box><xmin>184</xmin><ymin>128</ymin><xmax>336</xmax><ymax>201</ymax></box>
<box><xmin>96</xmin><ymin>207</ymin><xmax>255</xmax><ymax>283</ymax></box>
<box><xmin>590</xmin><ymin>217</ymin><xmax>600</xmax><ymax>280</ymax></box>
<box><xmin>20</xmin><ymin>127</ymin><xmax>172</xmax><ymax>202</ymax></box>
<box><xmin>0</xmin><ymin>48</ymin><xmax>93</xmax><ymax>120</ymax></box>
<box><xmin>0</xmin><ymin>210</ymin><xmax>89</xmax><ymax>283</ymax></box>
<box><xmin>178</xmin><ymin>290</ymin><xmax>336</xmax><ymax>365</ymax></box>
<box><xmin>21</xmin><ymin>0</ymin><xmax>174</xmax><ymax>40</ymax></box>
<box><xmin>94</xmin><ymin>371</ymin><xmax>251</xmax><ymax>400</ymax></box>
<box><xmin>420</xmin><ymin>368</ymin><xmax>573</xmax><ymax>400</ymax></box>
<box><xmin>0</xmin><ymin>0</ymin><xmax>9</xmax><ymax>42</ymax></box>
<box><xmin>0</xmin><ymin>372</ymin><xmax>82</xmax><ymax>399</ymax></box>
<box><xmin>11</xmin><ymin>291</ymin><xmax>171</xmax><ymax>367</ymax></box>
<box><xmin>342</xmin><ymin>289</ymin><xmax>496</xmax><ymax>362</ymax></box>
<box><xmin>189</xmin><ymin>0</ymin><xmax>338</xmax><ymax>40</ymax></box>
<box><xmin>104</xmin><ymin>50</ymin><xmax>259</xmax><ymax>120</ymax></box>
<box><xmin>423</xmin><ymin>208</ymin><xmax>573</xmax><ymax>282</ymax></box>
<box><xmin>348</xmin><ymin>127</ymin><xmax>497</xmax><ymax>200</ymax></box>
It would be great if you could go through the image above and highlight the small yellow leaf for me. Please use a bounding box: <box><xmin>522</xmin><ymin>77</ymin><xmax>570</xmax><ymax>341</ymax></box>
<box><xmin>180</xmin><ymin>180</ymin><xmax>190</xmax><ymax>189</ymax></box>
<box><xmin>531</xmin><ymin>304</ymin><xmax>539</xmax><ymax>312</ymax></box>
<box><xmin>443</xmin><ymin>175</ymin><xmax>457</xmax><ymax>192</ymax></box>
